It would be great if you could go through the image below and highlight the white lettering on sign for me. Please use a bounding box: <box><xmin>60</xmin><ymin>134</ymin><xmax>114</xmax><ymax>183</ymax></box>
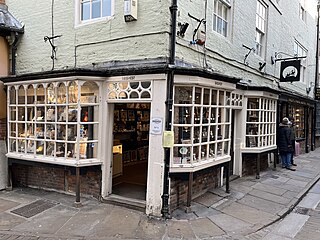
<box><xmin>122</xmin><ymin>76</ymin><xmax>135</xmax><ymax>81</ymax></box>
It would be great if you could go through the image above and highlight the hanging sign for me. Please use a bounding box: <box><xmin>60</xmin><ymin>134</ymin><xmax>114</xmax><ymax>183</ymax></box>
<box><xmin>280</xmin><ymin>60</ymin><xmax>301</xmax><ymax>82</ymax></box>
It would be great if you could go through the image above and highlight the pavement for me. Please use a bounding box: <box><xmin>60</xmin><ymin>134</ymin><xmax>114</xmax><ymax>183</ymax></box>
<box><xmin>0</xmin><ymin>148</ymin><xmax>320</xmax><ymax>239</ymax></box>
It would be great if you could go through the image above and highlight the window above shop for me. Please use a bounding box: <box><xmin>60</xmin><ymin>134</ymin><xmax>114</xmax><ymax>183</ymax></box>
<box><xmin>76</xmin><ymin>0</ymin><xmax>114</xmax><ymax>26</ymax></box>
<box><xmin>255</xmin><ymin>0</ymin><xmax>267</xmax><ymax>57</ymax></box>
<box><xmin>7</xmin><ymin>80</ymin><xmax>102</xmax><ymax>167</ymax></box>
<box><xmin>170</xmin><ymin>85</ymin><xmax>233</xmax><ymax>172</ymax></box>
<box><xmin>212</xmin><ymin>0</ymin><xmax>231</xmax><ymax>37</ymax></box>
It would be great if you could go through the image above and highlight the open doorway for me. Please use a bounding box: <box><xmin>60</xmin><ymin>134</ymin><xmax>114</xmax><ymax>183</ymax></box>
<box><xmin>112</xmin><ymin>103</ymin><xmax>150</xmax><ymax>201</ymax></box>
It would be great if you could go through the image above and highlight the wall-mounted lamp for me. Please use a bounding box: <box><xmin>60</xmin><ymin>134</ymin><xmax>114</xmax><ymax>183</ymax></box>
<box><xmin>177</xmin><ymin>22</ymin><xmax>189</xmax><ymax>37</ymax></box>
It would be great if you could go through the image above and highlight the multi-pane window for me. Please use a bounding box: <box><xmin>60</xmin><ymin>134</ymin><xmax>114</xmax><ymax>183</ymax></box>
<box><xmin>7</xmin><ymin>81</ymin><xmax>100</xmax><ymax>165</ymax></box>
<box><xmin>212</xmin><ymin>0</ymin><xmax>230</xmax><ymax>37</ymax></box>
<box><xmin>255</xmin><ymin>1</ymin><xmax>267</xmax><ymax>57</ymax></box>
<box><xmin>294</xmin><ymin>41</ymin><xmax>307</xmax><ymax>83</ymax></box>
<box><xmin>299</xmin><ymin>3</ymin><xmax>306</xmax><ymax>22</ymax></box>
<box><xmin>172</xmin><ymin>86</ymin><xmax>232</xmax><ymax>170</ymax></box>
<box><xmin>81</xmin><ymin>0</ymin><xmax>112</xmax><ymax>21</ymax></box>
<box><xmin>245</xmin><ymin>98</ymin><xmax>277</xmax><ymax>149</ymax></box>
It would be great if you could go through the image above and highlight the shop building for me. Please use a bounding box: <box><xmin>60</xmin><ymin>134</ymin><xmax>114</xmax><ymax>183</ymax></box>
<box><xmin>1</xmin><ymin>0</ymin><xmax>319</xmax><ymax>217</ymax></box>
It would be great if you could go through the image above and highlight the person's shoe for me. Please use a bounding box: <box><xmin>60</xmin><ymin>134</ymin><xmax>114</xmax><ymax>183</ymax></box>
<box><xmin>292</xmin><ymin>163</ymin><xmax>297</xmax><ymax>166</ymax></box>
<box><xmin>286</xmin><ymin>167</ymin><xmax>296</xmax><ymax>171</ymax></box>
<box><xmin>282</xmin><ymin>165</ymin><xmax>286</xmax><ymax>168</ymax></box>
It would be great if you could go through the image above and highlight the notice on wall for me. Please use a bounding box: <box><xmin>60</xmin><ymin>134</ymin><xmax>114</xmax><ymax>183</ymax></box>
<box><xmin>163</xmin><ymin>131</ymin><xmax>174</xmax><ymax>148</ymax></box>
<box><xmin>150</xmin><ymin>117</ymin><xmax>163</xmax><ymax>135</ymax></box>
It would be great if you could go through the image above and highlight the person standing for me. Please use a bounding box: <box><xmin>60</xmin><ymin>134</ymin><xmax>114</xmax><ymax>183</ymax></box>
<box><xmin>278</xmin><ymin>117</ymin><xmax>296</xmax><ymax>171</ymax></box>
<box><xmin>288</xmin><ymin>116</ymin><xmax>297</xmax><ymax>166</ymax></box>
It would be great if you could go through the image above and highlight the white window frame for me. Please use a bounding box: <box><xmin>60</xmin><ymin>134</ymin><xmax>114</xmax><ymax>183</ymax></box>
<box><xmin>75</xmin><ymin>0</ymin><xmax>114</xmax><ymax>26</ymax></box>
<box><xmin>294</xmin><ymin>41</ymin><xmax>307</xmax><ymax>83</ymax></box>
<box><xmin>255</xmin><ymin>0</ymin><xmax>267</xmax><ymax>57</ymax></box>
<box><xmin>171</xmin><ymin>85</ymin><xmax>232</xmax><ymax>172</ymax></box>
<box><xmin>299</xmin><ymin>3</ymin><xmax>306</xmax><ymax>22</ymax></box>
<box><xmin>6</xmin><ymin>80</ymin><xmax>102</xmax><ymax>167</ymax></box>
<box><xmin>212</xmin><ymin>0</ymin><xmax>231</xmax><ymax>37</ymax></box>
<box><xmin>243</xmin><ymin>96</ymin><xmax>277</xmax><ymax>153</ymax></box>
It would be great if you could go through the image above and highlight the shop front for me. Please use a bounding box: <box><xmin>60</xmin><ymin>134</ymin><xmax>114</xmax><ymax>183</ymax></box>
<box><xmin>278</xmin><ymin>93</ymin><xmax>315</xmax><ymax>154</ymax></box>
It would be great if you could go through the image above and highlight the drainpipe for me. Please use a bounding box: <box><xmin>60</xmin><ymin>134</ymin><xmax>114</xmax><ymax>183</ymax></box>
<box><xmin>11</xmin><ymin>33</ymin><xmax>20</xmax><ymax>75</ymax></box>
<box><xmin>312</xmin><ymin>2</ymin><xmax>320</xmax><ymax>151</ymax></box>
<box><xmin>161</xmin><ymin>0</ymin><xmax>177</xmax><ymax>219</ymax></box>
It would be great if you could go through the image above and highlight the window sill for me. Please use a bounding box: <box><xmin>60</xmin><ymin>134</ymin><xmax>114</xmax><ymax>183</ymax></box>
<box><xmin>6</xmin><ymin>152</ymin><xmax>102</xmax><ymax>167</ymax></box>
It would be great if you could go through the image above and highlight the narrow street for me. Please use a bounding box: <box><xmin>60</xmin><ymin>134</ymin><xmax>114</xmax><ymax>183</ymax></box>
<box><xmin>245</xmin><ymin>179</ymin><xmax>320</xmax><ymax>240</ymax></box>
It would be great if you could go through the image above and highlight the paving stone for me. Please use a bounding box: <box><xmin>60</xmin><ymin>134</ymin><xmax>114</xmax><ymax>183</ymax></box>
<box><xmin>220</xmin><ymin>202</ymin><xmax>275</xmax><ymax>225</ymax></box>
<box><xmin>248</xmin><ymin>189</ymin><xmax>291</xmax><ymax>205</ymax></box>
<box><xmin>193</xmin><ymin>192</ymin><xmax>222</xmax><ymax>207</ymax></box>
<box><xmin>167</xmin><ymin>220</ymin><xmax>195</xmax><ymax>239</ymax></box>
<box><xmin>251</xmin><ymin>182</ymin><xmax>287</xmax><ymax>196</ymax></box>
<box><xmin>270</xmin><ymin>213</ymin><xmax>309</xmax><ymax>238</ymax></box>
<box><xmin>207</xmin><ymin>212</ymin><xmax>252</xmax><ymax>234</ymax></box>
<box><xmin>237</xmin><ymin>194</ymin><xmax>285</xmax><ymax>215</ymax></box>
<box><xmin>189</xmin><ymin>217</ymin><xmax>225</xmax><ymax>238</ymax></box>
<box><xmin>0</xmin><ymin>212</ymin><xmax>25</xmax><ymax>230</ymax></box>
<box><xmin>297</xmin><ymin>193</ymin><xmax>320</xmax><ymax>209</ymax></box>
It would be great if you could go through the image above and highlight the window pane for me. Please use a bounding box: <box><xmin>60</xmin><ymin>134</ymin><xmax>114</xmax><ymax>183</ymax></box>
<box><xmin>102</xmin><ymin>0</ymin><xmax>111</xmax><ymax>16</ymax></box>
<box><xmin>81</xmin><ymin>1</ymin><xmax>90</xmax><ymax>20</ymax></box>
<box><xmin>92</xmin><ymin>0</ymin><xmax>101</xmax><ymax>19</ymax></box>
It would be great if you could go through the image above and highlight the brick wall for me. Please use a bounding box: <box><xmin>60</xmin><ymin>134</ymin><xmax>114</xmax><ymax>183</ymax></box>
<box><xmin>0</xmin><ymin>118</ymin><xmax>6</xmax><ymax>140</ymax></box>
<box><xmin>170</xmin><ymin>167</ymin><xmax>220</xmax><ymax>211</ymax></box>
<box><xmin>11</xmin><ymin>162</ymin><xmax>101</xmax><ymax>198</ymax></box>
<box><xmin>242</xmin><ymin>153</ymin><xmax>270</xmax><ymax>176</ymax></box>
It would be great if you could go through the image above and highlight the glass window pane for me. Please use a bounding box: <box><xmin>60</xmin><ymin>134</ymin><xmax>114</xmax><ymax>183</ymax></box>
<box><xmin>9</xmin><ymin>86</ymin><xmax>16</xmax><ymax>104</ymax></box>
<box><xmin>46</xmin><ymin>124</ymin><xmax>55</xmax><ymax>140</ymax></box>
<box><xmin>174</xmin><ymin>86</ymin><xmax>193</xmax><ymax>104</ymax></box>
<box><xmin>46</xmin><ymin>106</ymin><xmax>55</xmax><ymax>122</ymax></box>
<box><xmin>67</xmin><ymin>124</ymin><xmax>77</xmax><ymax>141</ymax></box>
<box><xmin>36</xmin><ymin>85</ymin><xmax>45</xmax><ymax>104</ymax></box>
<box><xmin>18</xmin><ymin>107</ymin><xmax>25</xmax><ymax>121</ymax></box>
<box><xmin>57</xmin><ymin>83</ymin><xmax>66</xmax><ymax>104</ymax></box>
<box><xmin>18</xmin><ymin>86</ymin><xmax>25</xmax><ymax>104</ymax></box>
<box><xmin>27</xmin><ymin>85</ymin><xmax>35</xmax><ymax>104</ymax></box>
<box><xmin>57</xmin><ymin>124</ymin><xmax>66</xmax><ymax>140</ymax></box>
<box><xmin>46</xmin><ymin>141</ymin><xmax>55</xmax><ymax>157</ymax></box>
<box><xmin>36</xmin><ymin>141</ymin><xmax>44</xmax><ymax>155</ymax></box>
<box><xmin>102</xmin><ymin>0</ymin><xmax>111</xmax><ymax>16</ymax></box>
<box><xmin>80</xmin><ymin>82</ymin><xmax>98</xmax><ymax>103</ymax></box>
<box><xmin>81</xmin><ymin>1</ymin><xmax>90</xmax><ymax>20</ymax></box>
<box><xmin>195</xmin><ymin>87</ymin><xmax>202</xmax><ymax>104</ymax></box>
<box><xmin>174</xmin><ymin>106</ymin><xmax>192</xmax><ymax>124</ymax></box>
<box><xmin>46</xmin><ymin>83</ymin><xmax>56</xmax><ymax>104</ymax></box>
<box><xmin>92</xmin><ymin>0</ymin><xmax>101</xmax><ymax>19</ymax></box>
<box><xmin>68</xmin><ymin>81</ymin><xmax>78</xmax><ymax>104</ymax></box>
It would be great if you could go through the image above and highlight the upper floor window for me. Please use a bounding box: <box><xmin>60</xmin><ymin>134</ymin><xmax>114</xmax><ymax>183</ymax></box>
<box><xmin>255</xmin><ymin>1</ymin><xmax>267</xmax><ymax>57</ymax></box>
<box><xmin>294</xmin><ymin>41</ymin><xmax>307</xmax><ymax>83</ymax></box>
<box><xmin>212</xmin><ymin>0</ymin><xmax>231</xmax><ymax>37</ymax></box>
<box><xmin>80</xmin><ymin>0</ymin><xmax>112</xmax><ymax>21</ymax></box>
<box><xmin>299</xmin><ymin>2</ymin><xmax>306</xmax><ymax>22</ymax></box>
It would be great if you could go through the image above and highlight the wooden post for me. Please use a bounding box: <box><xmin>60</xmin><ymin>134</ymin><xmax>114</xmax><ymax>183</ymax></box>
<box><xmin>186</xmin><ymin>172</ymin><xmax>193</xmax><ymax>213</ymax></box>
<box><xmin>74</xmin><ymin>167</ymin><xmax>82</xmax><ymax>207</ymax></box>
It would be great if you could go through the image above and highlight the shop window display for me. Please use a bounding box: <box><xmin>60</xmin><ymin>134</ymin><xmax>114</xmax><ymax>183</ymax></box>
<box><xmin>245</xmin><ymin>97</ymin><xmax>277</xmax><ymax>149</ymax></box>
<box><xmin>7</xmin><ymin>81</ymin><xmax>100</xmax><ymax>165</ymax></box>
<box><xmin>172</xmin><ymin>86</ymin><xmax>232</xmax><ymax>168</ymax></box>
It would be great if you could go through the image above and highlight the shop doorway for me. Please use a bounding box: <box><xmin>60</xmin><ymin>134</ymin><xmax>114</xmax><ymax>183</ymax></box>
<box><xmin>111</xmin><ymin>103</ymin><xmax>150</xmax><ymax>201</ymax></box>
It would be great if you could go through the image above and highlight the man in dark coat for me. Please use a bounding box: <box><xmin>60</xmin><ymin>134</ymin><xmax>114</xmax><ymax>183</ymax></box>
<box><xmin>278</xmin><ymin>117</ymin><xmax>296</xmax><ymax>171</ymax></box>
